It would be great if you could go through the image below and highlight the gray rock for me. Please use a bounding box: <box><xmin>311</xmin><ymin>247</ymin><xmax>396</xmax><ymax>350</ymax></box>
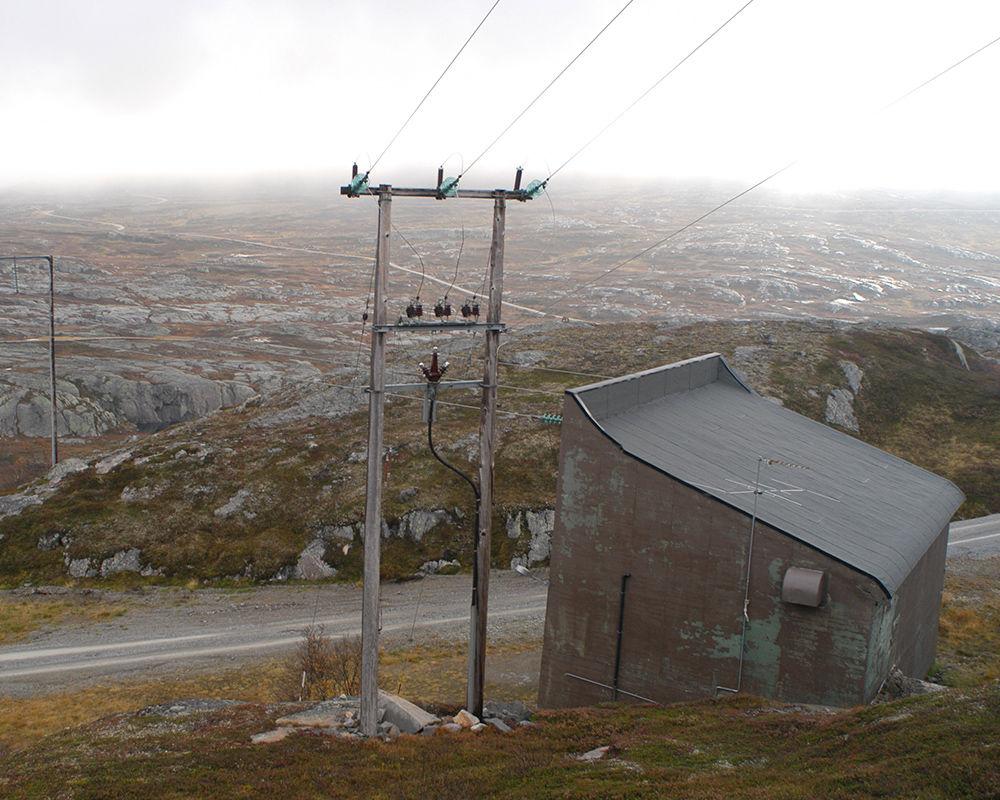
<box><xmin>524</xmin><ymin>509</ymin><xmax>554</xmax><ymax>563</ymax></box>
<box><xmin>36</xmin><ymin>532</ymin><xmax>66</xmax><ymax>550</ymax></box>
<box><xmin>484</xmin><ymin>717</ymin><xmax>512</xmax><ymax>733</ymax></box>
<box><xmin>577</xmin><ymin>745</ymin><xmax>611</xmax><ymax>762</ymax></box>
<box><xmin>441</xmin><ymin>723</ymin><xmax>462</xmax><ymax>733</ymax></box>
<box><xmin>120</xmin><ymin>484</ymin><xmax>162</xmax><ymax>504</ymax></box>
<box><xmin>418</xmin><ymin>559</ymin><xmax>460</xmax><ymax>575</ymax></box>
<box><xmin>397</xmin><ymin>487</ymin><xmax>419</xmax><ymax>502</ymax></box>
<box><xmin>397</xmin><ymin>509</ymin><xmax>449</xmax><ymax>542</ymax></box>
<box><xmin>378</xmin><ymin>691</ymin><xmax>440</xmax><ymax>734</ymax></box>
<box><xmin>66</xmin><ymin>557</ymin><xmax>97</xmax><ymax>578</ymax></box>
<box><xmin>825</xmin><ymin>388</ymin><xmax>859</xmax><ymax>432</ymax></box>
<box><xmin>251</xmin><ymin>727</ymin><xmax>294</xmax><ymax>744</ymax></box>
<box><xmin>378</xmin><ymin>721</ymin><xmax>400</xmax><ymax>740</ymax></box>
<box><xmin>506</xmin><ymin>512</ymin><xmax>523</xmax><ymax>540</ymax></box>
<box><xmin>100</xmin><ymin>548</ymin><xmax>143</xmax><ymax>577</ymax></box>
<box><xmin>483</xmin><ymin>700</ymin><xmax>532</xmax><ymax>723</ymax></box>
<box><xmin>839</xmin><ymin>360</ymin><xmax>864</xmax><ymax>393</ymax></box>
<box><xmin>46</xmin><ymin>457</ymin><xmax>89</xmax><ymax>485</ymax></box>
<box><xmin>0</xmin><ymin>491</ymin><xmax>42</xmax><ymax>521</ymax></box>
<box><xmin>94</xmin><ymin>449</ymin><xmax>133</xmax><ymax>475</ymax></box>
<box><xmin>214</xmin><ymin>488</ymin><xmax>253</xmax><ymax>519</ymax></box>
<box><xmin>293</xmin><ymin>539</ymin><xmax>336</xmax><ymax>580</ymax></box>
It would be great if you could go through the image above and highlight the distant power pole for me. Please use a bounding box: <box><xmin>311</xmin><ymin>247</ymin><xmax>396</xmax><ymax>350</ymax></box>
<box><xmin>343</xmin><ymin>167</ymin><xmax>539</xmax><ymax>733</ymax></box>
<box><xmin>1</xmin><ymin>255</ymin><xmax>58</xmax><ymax>466</ymax></box>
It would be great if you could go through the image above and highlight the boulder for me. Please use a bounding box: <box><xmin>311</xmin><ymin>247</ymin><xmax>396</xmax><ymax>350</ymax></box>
<box><xmin>577</xmin><ymin>746</ymin><xmax>611</xmax><ymax>762</ymax></box>
<box><xmin>484</xmin><ymin>717</ymin><xmax>512</xmax><ymax>733</ymax></box>
<box><xmin>483</xmin><ymin>700</ymin><xmax>532</xmax><ymax>723</ymax></box>
<box><xmin>46</xmin><ymin>458</ymin><xmax>89</xmax><ymax>486</ymax></box>
<box><xmin>66</xmin><ymin>557</ymin><xmax>97</xmax><ymax>578</ymax></box>
<box><xmin>398</xmin><ymin>509</ymin><xmax>449</xmax><ymax>542</ymax></box>
<box><xmin>251</xmin><ymin>727</ymin><xmax>294</xmax><ymax>744</ymax></box>
<box><xmin>94</xmin><ymin>450</ymin><xmax>133</xmax><ymax>475</ymax></box>
<box><xmin>214</xmin><ymin>488</ymin><xmax>253</xmax><ymax>519</ymax></box>
<box><xmin>100</xmin><ymin>548</ymin><xmax>142</xmax><ymax>577</ymax></box>
<box><xmin>0</xmin><ymin>491</ymin><xmax>42</xmax><ymax>521</ymax></box>
<box><xmin>293</xmin><ymin>539</ymin><xmax>336</xmax><ymax>580</ymax></box>
<box><xmin>378</xmin><ymin>691</ymin><xmax>440</xmax><ymax>734</ymax></box>
<box><xmin>839</xmin><ymin>360</ymin><xmax>864</xmax><ymax>394</ymax></box>
<box><xmin>453</xmin><ymin>709</ymin><xmax>479</xmax><ymax>728</ymax></box>
<box><xmin>824</xmin><ymin>388</ymin><xmax>858</xmax><ymax>432</ymax></box>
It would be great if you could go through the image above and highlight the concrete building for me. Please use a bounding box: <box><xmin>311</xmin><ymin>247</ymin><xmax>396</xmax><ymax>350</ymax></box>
<box><xmin>539</xmin><ymin>354</ymin><xmax>964</xmax><ymax>709</ymax></box>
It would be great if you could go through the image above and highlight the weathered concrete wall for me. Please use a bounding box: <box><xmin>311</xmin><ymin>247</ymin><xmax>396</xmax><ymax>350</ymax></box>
<box><xmin>539</xmin><ymin>395</ymin><xmax>885</xmax><ymax>709</ymax></box>
<box><xmin>866</xmin><ymin>524</ymin><xmax>949</xmax><ymax>692</ymax></box>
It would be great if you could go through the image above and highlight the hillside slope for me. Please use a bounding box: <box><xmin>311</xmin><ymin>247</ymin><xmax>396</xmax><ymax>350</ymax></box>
<box><xmin>1</xmin><ymin>320</ymin><xmax>998</xmax><ymax>586</ymax></box>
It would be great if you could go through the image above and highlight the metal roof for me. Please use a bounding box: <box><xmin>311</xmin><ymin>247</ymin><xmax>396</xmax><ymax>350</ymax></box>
<box><xmin>569</xmin><ymin>353</ymin><xmax>964</xmax><ymax>596</ymax></box>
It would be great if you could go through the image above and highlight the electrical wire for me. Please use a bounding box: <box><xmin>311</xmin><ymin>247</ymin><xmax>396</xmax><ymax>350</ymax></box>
<box><xmin>459</xmin><ymin>0</ymin><xmax>639</xmax><ymax>182</ymax></box>
<box><xmin>393</xmin><ymin>223</ymin><xmax>428</xmax><ymax>300</ymax></box>
<box><xmin>538</xmin><ymin>31</ymin><xmax>1000</xmax><ymax>316</ymax></box>
<box><xmin>544</xmin><ymin>0</ymin><xmax>759</xmax><ymax>184</ymax></box>
<box><xmin>364</xmin><ymin>0</ymin><xmax>504</xmax><ymax>180</ymax></box>
<box><xmin>444</xmin><ymin>223</ymin><xmax>466</xmax><ymax>300</ymax></box>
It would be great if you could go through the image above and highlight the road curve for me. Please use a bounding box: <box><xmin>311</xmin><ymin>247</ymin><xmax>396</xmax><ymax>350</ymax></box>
<box><xmin>949</xmin><ymin>513</ymin><xmax>1000</xmax><ymax>557</ymax></box>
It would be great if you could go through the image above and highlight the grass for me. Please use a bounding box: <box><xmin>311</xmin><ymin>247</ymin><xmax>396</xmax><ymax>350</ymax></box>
<box><xmin>935</xmin><ymin>559</ymin><xmax>1000</xmax><ymax>687</ymax></box>
<box><xmin>1</xmin><ymin>685</ymin><xmax>996</xmax><ymax>799</ymax></box>
<box><xmin>0</xmin><ymin>636</ymin><xmax>539</xmax><ymax>751</ymax></box>
<box><xmin>0</xmin><ymin>595</ymin><xmax>127</xmax><ymax>646</ymax></box>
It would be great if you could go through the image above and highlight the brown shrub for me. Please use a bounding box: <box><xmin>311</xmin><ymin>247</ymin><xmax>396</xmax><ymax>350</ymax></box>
<box><xmin>280</xmin><ymin>626</ymin><xmax>362</xmax><ymax>701</ymax></box>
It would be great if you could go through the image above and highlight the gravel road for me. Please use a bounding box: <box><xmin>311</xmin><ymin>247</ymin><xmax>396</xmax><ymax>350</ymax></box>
<box><xmin>0</xmin><ymin>570</ymin><xmax>548</xmax><ymax>697</ymax></box>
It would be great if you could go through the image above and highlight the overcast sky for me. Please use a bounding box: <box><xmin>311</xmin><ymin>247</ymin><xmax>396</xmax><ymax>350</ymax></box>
<box><xmin>2</xmin><ymin>0</ymin><xmax>999</xmax><ymax>192</ymax></box>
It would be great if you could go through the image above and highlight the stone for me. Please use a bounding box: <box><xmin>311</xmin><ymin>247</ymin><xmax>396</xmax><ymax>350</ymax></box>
<box><xmin>94</xmin><ymin>450</ymin><xmax>133</xmax><ymax>475</ymax></box>
<box><xmin>37</xmin><ymin>532</ymin><xmax>66</xmax><ymax>551</ymax></box>
<box><xmin>67</xmin><ymin>557</ymin><xmax>96</xmax><ymax>578</ymax></box>
<box><xmin>378</xmin><ymin>721</ymin><xmax>401</xmax><ymax>740</ymax></box>
<box><xmin>505</xmin><ymin>512</ymin><xmax>523</xmax><ymax>540</ymax></box>
<box><xmin>418</xmin><ymin>559</ymin><xmax>460</xmax><ymax>576</ymax></box>
<box><xmin>251</xmin><ymin>727</ymin><xmax>294</xmax><ymax>744</ymax></box>
<box><xmin>441</xmin><ymin>723</ymin><xmax>462</xmax><ymax>733</ymax></box>
<box><xmin>397</xmin><ymin>509</ymin><xmax>449</xmax><ymax>542</ymax></box>
<box><xmin>46</xmin><ymin>458</ymin><xmax>89</xmax><ymax>486</ymax></box>
<box><xmin>100</xmin><ymin>548</ymin><xmax>142</xmax><ymax>577</ymax></box>
<box><xmin>0</xmin><ymin>491</ymin><xmax>42</xmax><ymax>521</ymax></box>
<box><xmin>453</xmin><ymin>709</ymin><xmax>479</xmax><ymax>728</ymax></box>
<box><xmin>839</xmin><ymin>360</ymin><xmax>864</xmax><ymax>394</ymax></box>
<box><xmin>470</xmin><ymin>723</ymin><xmax>486</xmax><ymax>732</ymax></box>
<box><xmin>825</xmin><ymin>389</ymin><xmax>859</xmax><ymax>432</ymax></box>
<box><xmin>397</xmin><ymin>487</ymin><xmax>419</xmax><ymax>502</ymax></box>
<box><xmin>378</xmin><ymin>691</ymin><xmax>441</xmax><ymax>734</ymax></box>
<box><xmin>577</xmin><ymin>746</ymin><xmax>611</xmax><ymax>762</ymax></box>
<box><xmin>214</xmin><ymin>488</ymin><xmax>253</xmax><ymax>519</ymax></box>
<box><xmin>293</xmin><ymin>539</ymin><xmax>336</xmax><ymax>580</ymax></box>
<box><xmin>524</xmin><ymin>509</ymin><xmax>554</xmax><ymax>563</ymax></box>
<box><xmin>483</xmin><ymin>700</ymin><xmax>532</xmax><ymax>723</ymax></box>
<box><xmin>120</xmin><ymin>484</ymin><xmax>161</xmax><ymax>504</ymax></box>
<box><xmin>484</xmin><ymin>717</ymin><xmax>512</xmax><ymax>733</ymax></box>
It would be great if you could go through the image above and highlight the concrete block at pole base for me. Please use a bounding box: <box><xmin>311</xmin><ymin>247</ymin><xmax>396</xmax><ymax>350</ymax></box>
<box><xmin>453</xmin><ymin>709</ymin><xmax>480</xmax><ymax>728</ymax></box>
<box><xmin>378</xmin><ymin>690</ymin><xmax>441</xmax><ymax>734</ymax></box>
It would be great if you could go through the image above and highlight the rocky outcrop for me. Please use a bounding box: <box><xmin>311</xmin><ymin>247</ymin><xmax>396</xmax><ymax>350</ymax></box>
<box><xmin>507</xmin><ymin>509</ymin><xmax>555</xmax><ymax>569</ymax></box>
<box><xmin>293</xmin><ymin>539</ymin><xmax>336</xmax><ymax>580</ymax></box>
<box><xmin>214</xmin><ymin>488</ymin><xmax>254</xmax><ymax>519</ymax></box>
<box><xmin>825</xmin><ymin>388</ymin><xmax>859</xmax><ymax>432</ymax></box>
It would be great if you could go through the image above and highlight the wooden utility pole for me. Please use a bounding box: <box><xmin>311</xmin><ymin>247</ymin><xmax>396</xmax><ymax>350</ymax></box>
<box><xmin>342</xmin><ymin>167</ymin><xmax>537</xmax><ymax>734</ymax></box>
<box><xmin>468</xmin><ymin>197</ymin><xmax>505</xmax><ymax>716</ymax></box>
<box><xmin>360</xmin><ymin>186</ymin><xmax>390</xmax><ymax>737</ymax></box>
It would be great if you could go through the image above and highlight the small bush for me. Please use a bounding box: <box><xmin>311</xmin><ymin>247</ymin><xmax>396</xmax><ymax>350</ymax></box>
<box><xmin>281</xmin><ymin>627</ymin><xmax>362</xmax><ymax>701</ymax></box>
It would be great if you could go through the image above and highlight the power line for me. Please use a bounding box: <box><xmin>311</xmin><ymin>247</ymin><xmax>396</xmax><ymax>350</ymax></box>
<box><xmin>459</xmin><ymin>0</ymin><xmax>639</xmax><ymax>181</ymax></box>
<box><xmin>538</xmin><ymin>31</ymin><xmax>1000</xmax><ymax>316</ymax></box>
<box><xmin>545</xmin><ymin>0</ymin><xmax>759</xmax><ymax>184</ymax></box>
<box><xmin>365</xmin><ymin>0</ymin><xmax>504</xmax><ymax>179</ymax></box>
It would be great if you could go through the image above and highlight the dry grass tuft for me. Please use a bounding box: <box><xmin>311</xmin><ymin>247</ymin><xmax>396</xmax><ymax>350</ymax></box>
<box><xmin>0</xmin><ymin>596</ymin><xmax>128</xmax><ymax>646</ymax></box>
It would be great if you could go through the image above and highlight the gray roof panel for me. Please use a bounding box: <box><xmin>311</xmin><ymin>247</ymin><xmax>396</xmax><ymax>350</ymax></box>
<box><xmin>570</xmin><ymin>353</ymin><xmax>964</xmax><ymax>596</ymax></box>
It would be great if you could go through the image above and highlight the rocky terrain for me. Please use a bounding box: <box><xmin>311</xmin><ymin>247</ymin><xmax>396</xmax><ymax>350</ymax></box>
<box><xmin>1</xmin><ymin>183</ymin><xmax>998</xmax><ymax>464</ymax></box>
<box><xmin>1</xmin><ymin>319</ymin><xmax>998</xmax><ymax>586</ymax></box>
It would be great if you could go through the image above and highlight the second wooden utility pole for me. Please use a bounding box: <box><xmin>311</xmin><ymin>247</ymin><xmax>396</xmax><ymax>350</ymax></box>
<box><xmin>468</xmin><ymin>197</ymin><xmax>505</xmax><ymax>717</ymax></box>
<box><xmin>360</xmin><ymin>186</ymin><xmax>390</xmax><ymax>737</ymax></box>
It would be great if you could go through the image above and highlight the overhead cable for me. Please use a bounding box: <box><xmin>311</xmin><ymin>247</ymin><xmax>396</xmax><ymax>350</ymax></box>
<box><xmin>459</xmin><ymin>0</ymin><xmax>639</xmax><ymax>181</ymax></box>
<box><xmin>539</xmin><ymin>31</ymin><xmax>1000</xmax><ymax>315</ymax></box>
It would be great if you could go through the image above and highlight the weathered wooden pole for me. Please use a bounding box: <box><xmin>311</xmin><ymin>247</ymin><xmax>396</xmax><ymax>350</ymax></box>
<box><xmin>468</xmin><ymin>196</ymin><xmax>505</xmax><ymax>716</ymax></box>
<box><xmin>360</xmin><ymin>186</ymin><xmax>391</xmax><ymax>737</ymax></box>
